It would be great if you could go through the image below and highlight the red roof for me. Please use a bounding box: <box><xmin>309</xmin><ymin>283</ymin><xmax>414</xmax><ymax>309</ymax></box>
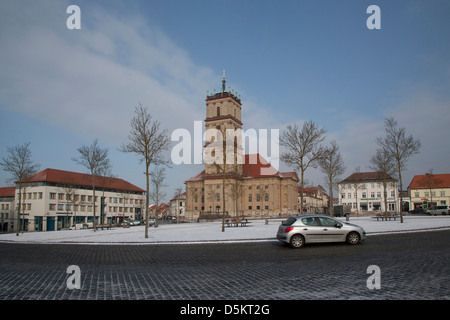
<box><xmin>171</xmin><ymin>192</ymin><xmax>186</xmax><ymax>201</ymax></box>
<box><xmin>185</xmin><ymin>154</ymin><xmax>298</xmax><ymax>182</ymax></box>
<box><xmin>0</xmin><ymin>187</ymin><xmax>15</xmax><ymax>198</ymax></box>
<box><xmin>23</xmin><ymin>168</ymin><xmax>145</xmax><ymax>193</ymax></box>
<box><xmin>341</xmin><ymin>171</ymin><xmax>395</xmax><ymax>182</ymax></box>
<box><xmin>408</xmin><ymin>173</ymin><xmax>450</xmax><ymax>189</ymax></box>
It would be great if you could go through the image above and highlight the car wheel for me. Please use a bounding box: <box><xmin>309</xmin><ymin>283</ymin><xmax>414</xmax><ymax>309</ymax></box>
<box><xmin>290</xmin><ymin>234</ymin><xmax>304</xmax><ymax>248</ymax></box>
<box><xmin>346</xmin><ymin>232</ymin><xmax>360</xmax><ymax>245</ymax></box>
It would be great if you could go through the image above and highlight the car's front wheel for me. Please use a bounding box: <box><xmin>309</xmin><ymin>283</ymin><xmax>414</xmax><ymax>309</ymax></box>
<box><xmin>290</xmin><ymin>234</ymin><xmax>305</xmax><ymax>248</ymax></box>
<box><xmin>346</xmin><ymin>232</ymin><xmax>360</xmax><ymax>245</ymax></box>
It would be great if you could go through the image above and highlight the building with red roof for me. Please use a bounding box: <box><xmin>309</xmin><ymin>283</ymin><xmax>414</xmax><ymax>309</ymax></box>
<box><xmin>184</xmin><ymin>76</ymin><xmax>299</xmax><ymax>220</ymax></box>
<box><xmin>3</xmin><ymin>168</ymin><xmax>145</xmax><ymax>232</ymax></box>
<box><xmin>408</xmin><ymin>173</ymin><xmax>450</xmax><ymax>210</ymax></box>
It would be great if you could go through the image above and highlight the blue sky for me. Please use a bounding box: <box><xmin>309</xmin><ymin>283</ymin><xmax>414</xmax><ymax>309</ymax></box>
<box><xmin>1</xmin><ymin>0</ymin><xmax>449</xmax><ymax>201</ymax></box>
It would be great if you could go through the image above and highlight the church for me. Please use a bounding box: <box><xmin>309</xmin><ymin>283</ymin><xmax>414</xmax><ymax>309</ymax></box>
<box><xmin>184</xmin><ymin>74</ymin><xmax>299</xmax><ymax>221</ymax></box>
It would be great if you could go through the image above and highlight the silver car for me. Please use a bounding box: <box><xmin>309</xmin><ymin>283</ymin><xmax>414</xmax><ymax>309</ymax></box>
<box><xmin>277</xmin><ymin>214</ymin><xmax>366</xmax><ymax>248</ymax></box>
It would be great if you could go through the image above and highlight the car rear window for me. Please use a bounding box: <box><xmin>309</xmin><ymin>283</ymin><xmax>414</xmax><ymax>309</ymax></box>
<box><xmin>282</xmin><ymin>217</ymin><xmax>297</xmax><ymax>226</ymax></box>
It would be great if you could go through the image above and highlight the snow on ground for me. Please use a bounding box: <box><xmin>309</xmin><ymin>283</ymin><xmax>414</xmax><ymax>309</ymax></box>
<box><xmin>0</xmin><ymin>216</ymin><xmax>449</xmax><ymax>245</ymax></box>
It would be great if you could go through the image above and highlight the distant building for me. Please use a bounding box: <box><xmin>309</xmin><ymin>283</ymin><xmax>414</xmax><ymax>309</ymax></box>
<box><xmin>170</xmin><ymin>192</ymin><xmax>186</xmax><ymax>221</ymax></box>
<box><xmin>408</xmin><ymin>173</ymin><xmax>450</xmax><ymax>210</ymax></box>
<box><xmin>338</xmin><ymin>172</ymin><xmax>398</xmax><ymax>213</ymax></box>
<box><xmin>0</xmin><ymin>187</ymin><xmax>15</xmax><ymax>232</ymax></box>
<box><xmin>298</xmin><ymin>185</ymin><xmax>329</xmax><ymax>214</ymax></box>
<box><xmin>6</xmin><ymin>168</ymin><xmax>145</xmax><ymax>232</ymax></box>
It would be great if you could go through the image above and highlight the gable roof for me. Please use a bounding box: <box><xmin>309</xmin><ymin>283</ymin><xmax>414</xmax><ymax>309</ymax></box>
<box><xmin>340</xmin><ymin>171</ymin><xmax>396</xmax><ymax>183</ymax></box>
<box><xmin>22</xmin><ymin>168</ymin><xmax>145</xmax><ymax>193</ymax></box>
<box><xmin>185</xmin><ymin>154</ymin><xmax>298</xmax><ymax>182</ymax></box>
<box><xmin>0</xmin><ymin>187</ymin><xmax>15</xmax><ymax>198</ymax></box>
<box><xmin>408</xmin><ymin>173</ymin><xmax>450</xmax><ymax>189</ymax></box>
<box><xmin>171</xmin><ymin>192</ymin><xmax>186</xmax><ymax>201</ymax></box>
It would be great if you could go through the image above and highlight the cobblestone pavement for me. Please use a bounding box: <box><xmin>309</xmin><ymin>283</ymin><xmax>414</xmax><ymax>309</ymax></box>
<box><xmin>0</xmin><ymin>230</ymin><xmax>449</xmax><ymax>300</ymax></box>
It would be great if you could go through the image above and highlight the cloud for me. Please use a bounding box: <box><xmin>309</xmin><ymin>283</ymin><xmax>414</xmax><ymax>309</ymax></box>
<box><xmin>0</xmin><ymin>0</ymin><xmax>214</xmax><ymax>148</ymax></box>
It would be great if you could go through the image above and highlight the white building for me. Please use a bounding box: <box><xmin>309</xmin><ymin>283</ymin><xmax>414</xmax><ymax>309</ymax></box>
<box><xmin>338</xmin><ymin>172</ymin><xmax>398</xmax><ymax>214</ymax></box>
<box><xmin>10</xmin><ymin>168</ymin><xmax>145</xmax><ymax>232</ymax></box>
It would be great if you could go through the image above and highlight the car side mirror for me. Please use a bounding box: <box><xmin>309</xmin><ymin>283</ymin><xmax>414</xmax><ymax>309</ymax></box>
<box><xmin>335</xmin><ymin>223</ymin><xmax>343</xmax><ymax>228</ymax></box>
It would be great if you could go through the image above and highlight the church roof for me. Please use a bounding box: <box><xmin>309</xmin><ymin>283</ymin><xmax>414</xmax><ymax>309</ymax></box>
<box><xmin>185</xmin><ymin>154</ymin><xmax>298</xmax><ymax>182</ymax></box>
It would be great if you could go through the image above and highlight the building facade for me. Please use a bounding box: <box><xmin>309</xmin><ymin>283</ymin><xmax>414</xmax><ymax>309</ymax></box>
<box><xmin>10</xmin><ymin>168</ymin><xmax>145</xmax><ymax>232</ymax></box>
<box><xmin>185</xmin><ymin>75</ymin><xmax>299</xmax><ymax>221</ymax></box>
<box><xmin>170</xmin><ymin>192</ymin><xmax>186</xmax><ymax>221</ymax></box>
<box><xmin>338</xmin><ymin>172</ymin><xmax>399</xmax><ymax>214</ymax></box>
<box><xmin>408</xmin><ymin>173</ymin><xmax>450</xmax><ymax>210</ymax></box>
<box><xmin>0</xmin><ymin>187</ymin><xmax>15</xmax><ymax>232</ymax></box>
<box><xmin>298</xmin><ymin>185</ymin><xmax>329</xmax><ymax>214</ymax></box>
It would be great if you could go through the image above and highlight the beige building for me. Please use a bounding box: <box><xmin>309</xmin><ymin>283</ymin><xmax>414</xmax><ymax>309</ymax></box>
<box><xmin>185</xmin><ymin>76</ymin><xmax>299</xmax><ymax>221</ymax></box>
<box><xmin>408</xmin><ymin>173</ymin><xmax>450</xmax><ymax>210</ymax></box>
<box><xmin>299</xmin><ymin>185</ymin><xmax>329</xmax><ymax>214</ymax></box>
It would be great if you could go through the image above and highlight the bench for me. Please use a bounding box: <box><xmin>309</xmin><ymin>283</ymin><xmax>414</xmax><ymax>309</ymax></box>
<box><xmin>225</xmin><ymin>219</ymin><xmax>250</xmax><ymax>227</ymax></box>
<box><xmin>373</xmin><ymin>214</ymin><xmax>398</xmax><ymax>221</ymax></box>
<box><xmin>95</xmin><ymin>224</ymin><xmax>114</xmax><ymax>230</ymax></box>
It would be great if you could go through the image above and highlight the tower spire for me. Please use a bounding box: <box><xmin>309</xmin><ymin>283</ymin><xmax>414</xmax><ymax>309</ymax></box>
<box><xmin>222</xmin><ymin>69</ymin><xmax>226</xmax><ymax>93</ymax></box>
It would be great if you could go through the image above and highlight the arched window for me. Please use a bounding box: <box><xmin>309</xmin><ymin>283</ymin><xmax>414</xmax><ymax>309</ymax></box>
<box><xmin>217</xmin><ymin>107</ymin><xmax>220</xmax><ymax>116</ymax></box>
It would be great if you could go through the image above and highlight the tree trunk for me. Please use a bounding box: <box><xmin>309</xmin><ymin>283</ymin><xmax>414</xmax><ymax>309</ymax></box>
<box><xmin>145</xmin><ymin>164</ymin><xmax>150</xmax><ymax>238</ymax></box>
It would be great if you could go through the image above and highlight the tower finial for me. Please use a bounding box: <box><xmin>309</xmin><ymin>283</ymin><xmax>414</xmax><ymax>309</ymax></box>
<box><xmin>222</xmin><ymin>69</ymin><xmax>226</xmax><ymax>93</ymax></box>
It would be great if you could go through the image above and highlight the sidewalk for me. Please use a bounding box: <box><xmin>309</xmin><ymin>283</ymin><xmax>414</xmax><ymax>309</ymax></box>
<box><xmin>0</xmin><ymin>216</ymin><xmax>449</xmax><ymax>245</ymax></box>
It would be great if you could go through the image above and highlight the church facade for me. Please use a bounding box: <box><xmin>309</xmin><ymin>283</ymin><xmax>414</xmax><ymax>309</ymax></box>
<box><xmin>184</xmin><ymin>75</ymin><xmax>299</xmax><ymax>221</ymax></box>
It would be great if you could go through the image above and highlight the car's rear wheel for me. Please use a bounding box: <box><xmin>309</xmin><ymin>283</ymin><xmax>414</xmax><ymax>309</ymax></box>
<box><xmin>290</xmin><ymin>234</ymin><xmax>304</xmax><ymax>248</ymax></box>
<box><xmin>346</xmin><ymin>232</ymin><xmax>360</xmax><ymax>245</ymax></box>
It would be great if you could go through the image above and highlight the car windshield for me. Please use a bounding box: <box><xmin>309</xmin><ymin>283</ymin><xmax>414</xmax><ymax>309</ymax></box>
<box><xmin>282</xmin><ymin>217</ymin><xmax>297</xmax><ymax>226</ymax></box>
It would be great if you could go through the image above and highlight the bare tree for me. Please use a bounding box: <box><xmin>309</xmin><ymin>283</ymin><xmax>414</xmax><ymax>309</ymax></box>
<box><xmin>58</xmin><ymin>179</ymin><xmax>79</xmax><ymax>229</ymax></box>
<box><xmin>280</xmin><ymin>121</ymin><xmax>327</xmax><ymax>213</ymax></box>
<box><xmin>227</xmin><ymin>169</ymin><xmax>243</xmax><ymax>217</ymax></box>
<box><xmin>97</xmin><ymin>164</ymin><xmax>115</xmax><ymax>227</ymax></box>
<box><xmin>0</xmin><ymin>142</ymin><xmax>40</xmax><ymax>235</ymax></box>
<box><xmin>318</xmin><ymin>140</ymin><xmax>345</xmax><ymax>216</ymax></box>
<box><xmin>149</xmin><ymin>167</ymin><xmax>167</xmax><ymax>227</ymax></box>
<box><xmin>257</xmin><ymin>184</ymin><xmax>267</xmax><ymax>217</ymax></box>
<box><xmin>369</xmin><ymin>149</ymin><xmax>396</xmax><ymax>216</ymax></box>
<box><xmin>376</xmin><ymin>116</ymin><xmax>421</xmax><ymax>222</ymax></box>
<box><xmin>120</xmin><ymin>103</ymin><xmax>170</xmax><ymax>238</ymax></box>
<box><xmin>348</xmin><ymin>167</ymin><xmax>365</xmax><ymax>216</ymax></box>
<box><xmin>72</xmin><ymin>138</ymin><xmax>111</xmax><ymax>232</ymax></box>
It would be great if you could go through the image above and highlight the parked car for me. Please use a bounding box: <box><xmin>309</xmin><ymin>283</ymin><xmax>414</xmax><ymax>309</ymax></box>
<box><xmin>408</xmin><ymin>208</ymin><xmax>424</xmax><ymax>215</ymax></box>
<box><xmin>276</xmin><ymin>214</ymin><xmax>366</xmax><ymax>249</ymax></box>
<box><xmin>425</xmin><ymin>205</ymin><xmax>449</xmax><ymax>216</ymax></box>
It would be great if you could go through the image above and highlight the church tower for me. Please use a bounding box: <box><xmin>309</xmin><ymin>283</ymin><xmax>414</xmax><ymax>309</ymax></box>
<box><xmin>204</xmin><ymin>72</ymin><xmax>243</xmax><ymax>176</ymax></box>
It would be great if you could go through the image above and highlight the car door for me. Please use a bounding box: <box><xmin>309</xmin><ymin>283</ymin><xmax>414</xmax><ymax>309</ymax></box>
<box><xmin>318</xmin><ymin>217</ymin><xmax>346</xmax><ymax>242</ymax></box>
<box><xmin>300</xmin><ymin>217</ymin><xmax>323</xmax><ymax>243</ymax></box>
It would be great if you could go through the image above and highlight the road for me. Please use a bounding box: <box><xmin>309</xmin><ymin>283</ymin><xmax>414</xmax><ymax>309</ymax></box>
<box><xmin>0</xmin><ymin>230</ymin><xmax>449</xmax><ymax>301</ymax></box>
